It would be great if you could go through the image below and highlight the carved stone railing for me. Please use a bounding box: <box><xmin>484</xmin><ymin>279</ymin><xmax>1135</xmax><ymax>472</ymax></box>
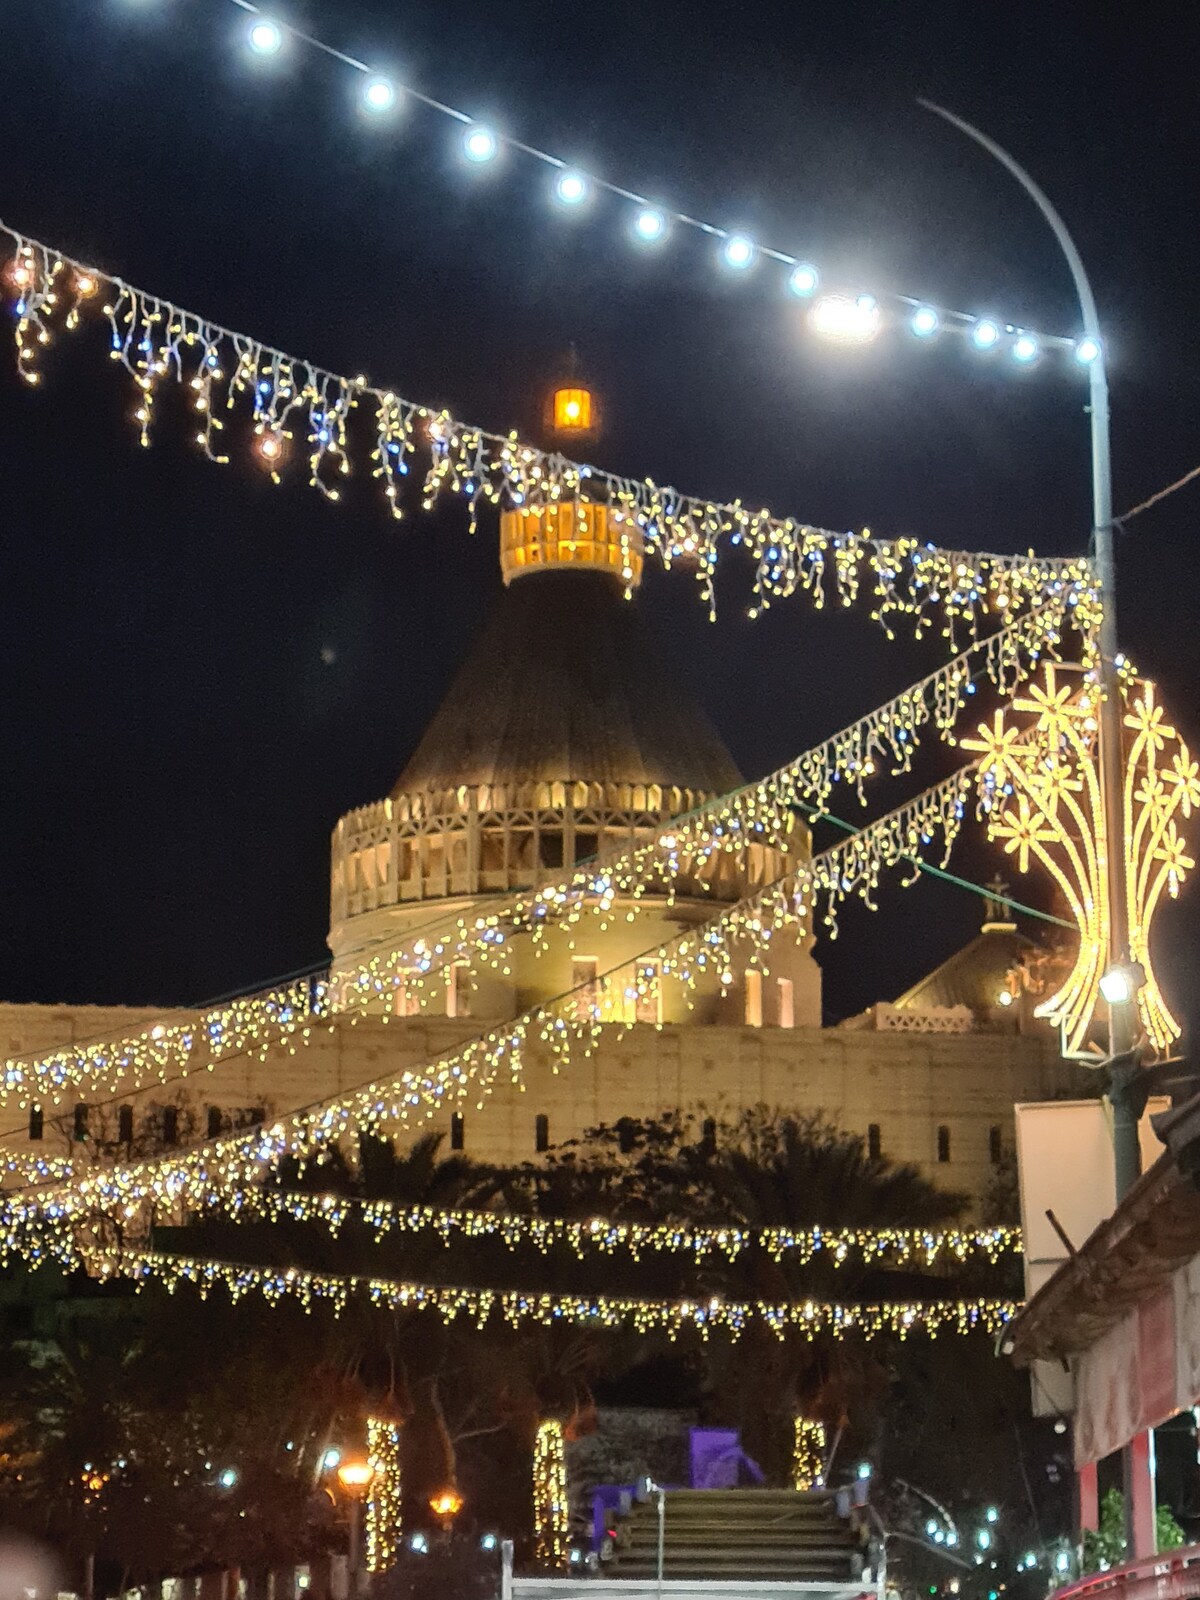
<box><xmin>330</xmin><ymin>780</ymin><xmax>792</xmax><ymax>923</ymax></box>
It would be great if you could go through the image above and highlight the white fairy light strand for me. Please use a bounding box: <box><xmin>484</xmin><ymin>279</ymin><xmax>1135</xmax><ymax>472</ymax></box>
<box><xmin>86</xmin><ymin>1244</ymin><xmax>1021</xmax><ymax>1343</ymax></box>
<box><xmin>2</xmin><ymin>759</ymin><xmax>984</xmax><ymax>1249</ymax></box>
<box><xmin>0</xmin><ymin>224</ymin><xmax>1099</xmax><ymax>631</ymax></box>
<box><xmin>210</xmin><ymin>0</ymin><xmax>1089</xmax><ymax>361</ymax></box>
<box><xmin>1</xmin><ymin>607</ymin><xmax>1072</xmax><ymax>1109</ymax></box>
<box><xmin>186</xmin><ymin>1187</ymin><xmax>1024</xmax><ymax>1266</ymax></box>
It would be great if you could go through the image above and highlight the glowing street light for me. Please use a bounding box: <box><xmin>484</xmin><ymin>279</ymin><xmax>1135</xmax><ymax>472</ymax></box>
<box><xmin>336</xmin><ymin>1459</ymin><xmax>376</xmax><ymax>1597</ymax></box>
<box><xmin>1099</xmin><ymin>960</ymin><xmax>1146</xmax><ymax>1006</ymax></box>
<box><xmin>810</xmin><ymin>295</ymin><xmax>880</xmax><ymax>344</ymax></box>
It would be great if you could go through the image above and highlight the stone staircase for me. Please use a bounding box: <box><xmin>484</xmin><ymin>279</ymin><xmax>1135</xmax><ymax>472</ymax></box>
<box><xmin>605</xmin><ymin>1487</ymin><xmax>872</xmax><ymax>1584</ymax></box>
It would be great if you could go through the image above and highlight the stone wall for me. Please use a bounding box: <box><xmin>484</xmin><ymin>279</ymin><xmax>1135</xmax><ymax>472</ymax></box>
<box><xmin>0</xmin><ymin>1002</ymin><xmax>1086</xmax><ymax>1213</ymax></box>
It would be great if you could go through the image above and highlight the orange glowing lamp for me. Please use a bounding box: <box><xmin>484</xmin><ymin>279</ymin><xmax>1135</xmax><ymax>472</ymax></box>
<box><xmin>429</xmin><ymin>1486</ymin><xmax>465</xmax><ymax>1520</ymax></box>
<box><xmin>337</xmin><ymin>1459</ymin><xmax>375</xmax><ymax>1496</ymax></box>
<box><xmin>546</xmin><ymin>385</ymin><xmax>596</xmax><ymax>437</ymax></box>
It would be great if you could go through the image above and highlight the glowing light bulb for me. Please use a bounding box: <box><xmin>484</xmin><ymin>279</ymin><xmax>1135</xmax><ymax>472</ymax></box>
<box><xmin>996</xmin><ymin>990</ymin><xmax>1014</xmax><ymax>1007</ymax></box>
<box><xmin>555</xmin><ymin>170</ymin><xmax>588</xmax><ymax>206</ymax></box>
<box><xmin>1075</xmin><ymin>335</ymin><xmax>1102</xmax><ymax>364</ymax></box>
<box><xmin>362</xmin><ymin>77</ymin><xmax>396</xmax><ymax>114</ymax></box>
<box><xmin>248</xmin><ymin>19</ymin><xmax>283</xmax><ymax>55</ymax></box>
<box><xmin>972</xmin><ymin>319</ymin><xmax>1001</xmax><ymax>350</ymax></box>
<box><xmin>463</xmin><ymin>125</ymin><xmax>499</xmax><ymax>163</ymax></box>
<box><xmin>76</xmin><ymin>272</ymin><xmax>98</xmax><ymax>297</ymax></box>
<box><xmin>258</xmin><ymin>432</ymin><xmax>284</xmax><ymax>464</ymax></box>
<box><xmin>1013</xmin><ymin>333</ymin><xmax>1040</xmax><ymax>363</ymax></box>
<box><xmin>912</xmin><ymin>306</ymin><xmax>939</xmax><ymax>337</ymax></box>
<box><xmin>723</xmin><ymin>234</ymin><xmax>756</xmax><ymax>270</ymax></box>
<box><xmin>633</xmin><ymin>207</ymin><xmax>666</xmax><ymax>243</ymax></box>
<box><xmin>810</xmin><ymin>294</ymin><xmax>880</xmax><ymax>344</ymax></box>
<box><xmin>788</xmin><ymin>263</ymin><xmax>819</xmax><ymax>297</ymax></box>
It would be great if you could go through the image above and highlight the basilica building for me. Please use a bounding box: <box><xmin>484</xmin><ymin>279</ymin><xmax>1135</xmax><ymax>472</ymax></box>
<box><xmin>0</xmin><ymin>500</ymin><xmax>1085</xmax><ymax>1212</ymax></box>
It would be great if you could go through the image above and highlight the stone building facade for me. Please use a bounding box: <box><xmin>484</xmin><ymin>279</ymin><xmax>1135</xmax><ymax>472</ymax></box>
<box><xmin>0</xmin><ymin>507</ymin><xmax>1086</xmax><ymax>1211</ymax></box>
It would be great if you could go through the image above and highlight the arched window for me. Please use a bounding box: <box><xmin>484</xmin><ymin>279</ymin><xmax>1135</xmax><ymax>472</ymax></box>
<box><xmin>117</xmin><ymin>1105</ymin><xmax>133</xmax><ymax>1145</ymax></box>
<box><xmin>937</xmin><ymin>1125</ymin><xmax>951</xmax><ymax>1163</ymax></box>
<box><xmin>207</xmin><ymin>1106</ymin><xmax>222</xmax><ymax>1139</ymax></box>
<box><xmin>451</xmin><ymin>1112</ymin><xmax>465</xmax><ymax>1152</ymax></box>
<box><xmin>73</xmin><ymin>1104</ymin><xmax>89</xmax><ymax>1142</ymax></box>
<box><xmin>162</xmin><ymin>1107</ymin><xmax>179</xmax><ymax>1146</ymax></box>
<box><xmin>28</xmin><ymin>1106</ymin><xmax>43</xmax><ymax>1141</ymax></box>
<box><xmin>535</xmin><ymin>1114</ymin><xmax>550</xmax><ymax>1153</ymax></box>
<box><xmin>867</xmin><ymin>1123</ymin><xmax>882</xmax><ymax>1160</ymax></box>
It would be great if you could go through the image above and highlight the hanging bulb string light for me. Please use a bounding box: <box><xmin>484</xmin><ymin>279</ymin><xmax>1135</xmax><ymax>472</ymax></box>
<box><xmin>80</xmin><ymin>1242</ymin><xmax>1020</xmax><ymax>1342</ymax></box>
<box><xmin>206</xmin><ymin>0</ymin><xmax>1093</xmax><ymax>362</ymax></box>
<box><xmin>0</xmin><ymin>223</ymin><xmax>1097</xmax><ymax>631</ymax></box>
<box><xmin>184</xmin><ymin>1185</ymin><xmax>1024</xmax><ymax>1266</ymax></box>
<box><xmin>0</xmin><ymin>605</ymin><xmax>1075</xmax><ymax>1111</ymax></box>
<box><xmin>2</xmin><ymin>757</ymin><xmax>992</xmax><ymax>1247</ymax></box>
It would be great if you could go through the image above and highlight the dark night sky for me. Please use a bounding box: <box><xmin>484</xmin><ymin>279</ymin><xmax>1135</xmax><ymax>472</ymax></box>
<box><xmin>0</xmin><ymin>0</ymin><xmax>1198</xmax><ymax>1029</ymax></box>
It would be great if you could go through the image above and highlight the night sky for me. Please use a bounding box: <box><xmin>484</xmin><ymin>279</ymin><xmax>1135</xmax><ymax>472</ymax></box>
<box><xmin>1</xmin><ymin>0</ymin><xmax>1198</xmax><ymax>1033</ymax></box>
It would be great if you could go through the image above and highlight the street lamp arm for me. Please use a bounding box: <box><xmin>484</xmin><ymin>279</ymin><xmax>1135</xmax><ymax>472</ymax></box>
<box><xmin>917</xmin><ymin>100</ymin><xmax>1136</xmax><ymax>1168</ymax></box>
<box><xmin>916</xmin><ymin>100</ymin><xmax>1103</xmax><ymax>342</ymax></box>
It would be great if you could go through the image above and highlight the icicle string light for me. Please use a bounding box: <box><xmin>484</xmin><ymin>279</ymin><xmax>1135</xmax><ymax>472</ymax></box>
<box><xmin>1</xmin><ymin>225</ymin><xmax>1098</xmax><ymax>630</ymax></box>
<box><xmin>3</xmin><ymin>613</ymin><xmax>1070</xmax><ymax>1108</ymax></box>
<box><xmin>1</xmin><ymin>760</ymin><xmax>986</xmax><ymax>1247</ymax></box>
<box><xmin>185</xmin><ymin>1188</ymin><xmax>1023</xmax><ymax>1265</ymax></box>
<box><xmin>79</xmin><ymin>1246</ymin><xmax>1020</xmax><ymax>1343</ymax></box>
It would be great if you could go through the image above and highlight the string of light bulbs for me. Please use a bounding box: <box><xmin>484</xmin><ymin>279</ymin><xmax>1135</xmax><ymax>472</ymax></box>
<box><xmin>193</xmin><ymin>0</ymin><xmax>1100</xmax><ymax>365</ymax></box>
<box><xmin>85</xmin><ymin>1244</ymin><xmax>1020</xmax><ymax>1343</ymax></box>
<box><xmin>1</xmin><ymin>609</ymin><xmax>1073</xmax><ymax>1111</ymax></box>
<box><xmin>186</xmin><ymin>1187</ymin><xmax>1024</xmax><ymax>1266</ymax></box>
<box><xmin>2</xmin><ymin>759</ymin><xmax>986</xmax><ymax>1245</ymax></box>
<box><xmin>0</xmin><ymin>223</ymin><xmax>1097</xmax><ymax>630</ymax></box>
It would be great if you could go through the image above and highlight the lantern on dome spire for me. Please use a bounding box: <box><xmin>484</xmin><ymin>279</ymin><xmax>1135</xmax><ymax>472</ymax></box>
<box><xmin>543</xmin><ymin>345</ymin><xmax>600</xmax><ymax>442</ymax></box>
<box><xmin>502</xmin><ymin>351</ymin><xmax>639</xmax><ymax>586</ymax></box>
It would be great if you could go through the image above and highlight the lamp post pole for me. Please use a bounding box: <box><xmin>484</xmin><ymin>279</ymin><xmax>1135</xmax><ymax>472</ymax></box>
<box><xmin>918</xmin><ymin>101</ymin><xmax>1139</xmax><ymax>1199</ymax></box>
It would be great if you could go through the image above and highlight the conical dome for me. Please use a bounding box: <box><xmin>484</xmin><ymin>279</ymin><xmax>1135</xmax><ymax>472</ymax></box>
<box><xmin>392</xmin><ymin>569</ymin><xmax>742</xmax><ymax>799</ymax></box>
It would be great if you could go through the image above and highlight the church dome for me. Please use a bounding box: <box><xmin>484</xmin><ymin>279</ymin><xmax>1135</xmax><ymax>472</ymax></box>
<box><xmin>391</xmin><ymin>567</ymin><xmax>742</xmax><ymax>799</ymax></box>
<box><xmin>328</xmin><ymin>557</ymin><xmax>792</xmax><ymax>955</ymax></box>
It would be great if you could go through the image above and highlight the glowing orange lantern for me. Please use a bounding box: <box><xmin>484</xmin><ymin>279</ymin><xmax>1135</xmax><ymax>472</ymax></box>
<box><xmin>547</xmin><ymin>385</ymin><xmax>596</xmax><ymax>436</ymax></box>
<box><xmin>429</xmin><ymin>1486</ymin><xmax>464</xmax><ymax>1520</ymax></box>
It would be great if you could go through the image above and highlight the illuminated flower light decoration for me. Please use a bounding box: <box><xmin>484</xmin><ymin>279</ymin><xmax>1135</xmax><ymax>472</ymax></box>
<box><xmin>962</xmin><ymin>662</ymin><xmax>1197</xmax><ymax>1058</ymax></box>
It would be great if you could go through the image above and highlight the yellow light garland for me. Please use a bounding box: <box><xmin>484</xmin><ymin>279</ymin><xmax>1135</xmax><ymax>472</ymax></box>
<box><xmin>792</xmin><ymin>1418</ymin><xmax>827</xmax><ymax>1491</ymax></box>
<box><xmin>365</xmin><ymin>1417</ymin><xmax>403</xmax><ymax>1572</ymax></box>
<box><xmin>0</xmin><ymin>224</ymin><xmax>1097</xmax><ymax>633</ymax></box>
<box><xmin>4</xmin><ymin>764</ymin><xmax>983</xmax><ymax>1253</ymax></box>
<box><xmin>2</xmin><ymin>611</ymin><xmax>1071</xmax><ymax>1109</ymax></box>
<box><xmin>190</xmin><ymin>1188</ymin><xmax>1022</xmax><ymax>1267</ymax></box>
<box><xmin>77</xmin><ymin>1246</ymin><xmax>1019</xmax><ymax>1343</ymax></box>
<box><xmin>533</xmin><ymin>1421</ymin><xmax>569</xmax><ymax>1569</ymax></box>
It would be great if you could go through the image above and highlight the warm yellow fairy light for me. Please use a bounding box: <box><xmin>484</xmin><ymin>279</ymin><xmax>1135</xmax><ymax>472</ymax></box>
<box><xmin>5</xmin><ymin>765</ymin><xmax>986</xmax><ymax>1254</ymax></box>
<box><xmin>74</xmin><ymin>1246</ymin><xmax>1019</xmax><ymax>1344</ymax></box>
<box><xmin>0</xmin><ymin>222</ymin><xmax>1098</xmax><ymax>632</ymax></box>
<box><xmin>183</xmin><ymin>1187</ymin><xmax>1022</xmax><ymax>1267</ymax></box>
<box><xmin>962</xmin><ymin>663</ymin><xmax>1196</xmax><ymax>1058</ymax></box>
<box><xmin>0</xmin><ymin>607</ymin><xmax>1070</xmax><ymax>1114</ymax></box>
<box><xmin>792</xmin><ymin>1418</ymin><xmax>826</xmax><ymax>1491</ymax></box>
<box><xmin>365</xmin><ymin>1417</ymin><xmax>402</xmax><ymax>1572</ymax></box>
<box><xmin>533</xmin><ymin>1421</ymin><xmax>569</xmax><ymax>1569</ymax></box>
